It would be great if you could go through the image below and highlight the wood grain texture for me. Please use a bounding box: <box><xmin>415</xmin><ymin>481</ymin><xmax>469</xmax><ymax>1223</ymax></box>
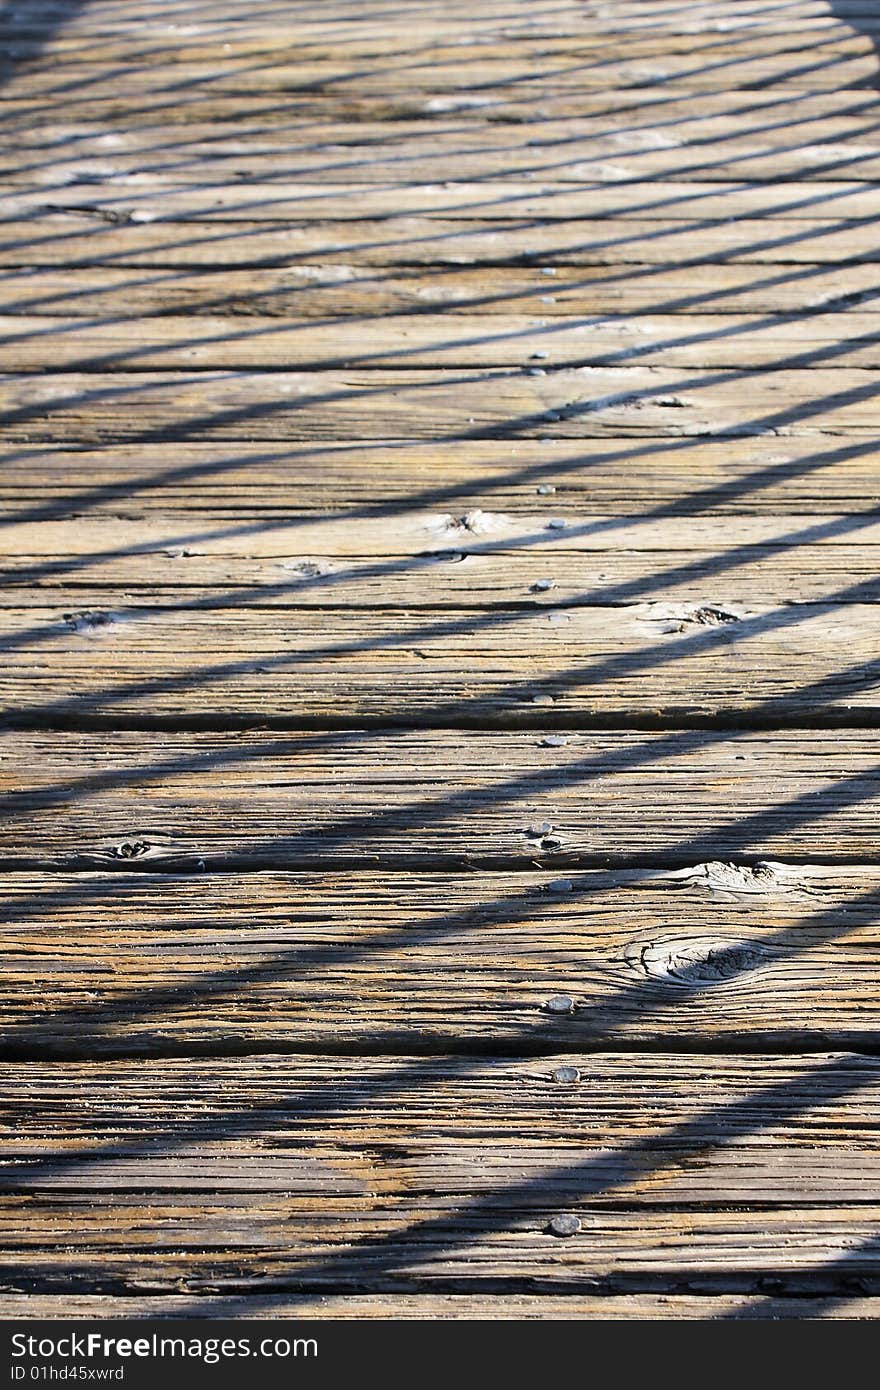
<box><xmin>8</xmin><ymin>214</ymin><xmax>880</xmax><ymax>270</ymax></box>
<box><xmin>10</xmin><ymin>312</ymin><xmax>880</xmax><ymax>371</ymax></box>
<box><xmin>6</xmin><ymin>0</ymin><xmax>880</xmax><ymax>1320</ymax></box>
<box><xmin>4</xmin><ymin>56</ymin><xmax>880</xmax><ymax>96</ymax></box>
<box><xmin>10</xmin><ymin>31</ymin><xmax>880</xmax><ymax>65</ymax></box>
<box><xmin>6</xmin><ymin>545</ymin><xmax>879</xmax><ymax>608</ymax></box>
<box><xmin>10</xmin><ymin>93</ymin><xmax>880</xmax><ymax>142</ymax></box>
<box><xmin>3</xmin><ymin>264</ymin><xmax>880</xmax><ymax>318</ymax></box>
<box><xmin>1</xmin><ymin>440</ymin><xmax>876</xmax><ymax>517</ymax></box>
<box><xmin>2</xmin><ymin>1293</ymin><xmax>877</xmax><ymax>1319</ymax></box>
<box><xmin>10</xmin><ymin>514</ymin><xmax>880</xmax><ymax>559</ymax></box>
<box><xmin>11</xmin><ymin>181</ymin><xmax>880</xmax><ymax>221</ymax></box>
<box><xmin>7</xmin><ymin>1204</ymin><xmax>880</xmax><ymax>1294</ymax></box>
<box><xmin>1</xmin><ymin>730</ymin><xmax>880</xmax><ymax>868</ymax></box>
<box><xmin>4</xmin><ymin>1052</ymin><xmax>880</xmax><ymax>1196</ymax></box>
<box><xmin>1</xmin><ymin>869</ymin><xmax>880</xmax><ymax>1053</ymax></box>
<box><xmin>5</xmin><ymin>0</ymin><xmax>876</xmax><ymax>27</ymax></box>
<box><xmin>5</xmin><ymin>368</ymin><xmax>880</xmax><ymax>442</ymax></box>
<box><xmin>3</xmin><ymin>1053</ymin><xmax>880</xmax><ymax>1292</ymax></box>
<box><xmin>0</xmin><ymin>602</ymin><xmax>877</xmax><ymax>724</ymax></box>
<box><xmin>13</xmin><ymin>123</ymin><xmax>880</xmax><ymax>185</ymax></box>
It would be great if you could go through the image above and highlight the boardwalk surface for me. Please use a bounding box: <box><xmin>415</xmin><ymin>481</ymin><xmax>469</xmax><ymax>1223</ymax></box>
<box><xmin>3</xmin><ymin>0</ymin><xmax>880</xmax><ymax>1319</ymax></box>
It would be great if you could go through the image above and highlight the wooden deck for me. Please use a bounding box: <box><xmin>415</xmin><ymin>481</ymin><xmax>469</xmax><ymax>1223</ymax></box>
<box><xmin>3</xmin><ymin>0</ymin><xmax>880</xmax><ymax>1320</ymax></box>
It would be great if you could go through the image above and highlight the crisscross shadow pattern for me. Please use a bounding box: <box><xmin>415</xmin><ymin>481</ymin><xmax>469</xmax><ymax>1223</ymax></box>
<box><xmin>1</xmin><ymin>0</ymin><xmax>880</xmax><ymax>1321</ymax></box>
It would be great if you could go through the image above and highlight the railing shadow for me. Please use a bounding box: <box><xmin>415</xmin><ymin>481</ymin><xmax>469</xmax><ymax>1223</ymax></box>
<box><xmin>2</xmin><ymin>0</ymin><xmax>880</xmax><ymax>1313</ymax></box>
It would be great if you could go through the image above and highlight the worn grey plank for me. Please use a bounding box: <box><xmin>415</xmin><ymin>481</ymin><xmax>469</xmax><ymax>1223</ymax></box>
<box><xmin>1</xmin><ymin>869</ymin><xmax>880</xmax><ymax>1052</ymax></box>
<box><xmin>0</xmin><ymin>601</ymin><xmax>877</xmax><ymax>724</ymax></box>
<box><xmin>1</xmin><ymin>730</ymin><xmax>880</xmax><ymax>868</ymax></box>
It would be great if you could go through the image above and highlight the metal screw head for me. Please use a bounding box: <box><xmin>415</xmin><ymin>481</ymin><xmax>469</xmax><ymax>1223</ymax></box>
<box><xmin>545</xmin><ymin>994</ymin><xmax>575</xmax><ymax>1014</ymax></box>
<box><xmin>553</xmin><ymin>1065</ymin><xmax>581</xmax><ymax>1084</ymax></box>
<box><xmin>549</xmin><ymin>1213</ymin><xmax>581</xmax><ymax>1237</ymax></box>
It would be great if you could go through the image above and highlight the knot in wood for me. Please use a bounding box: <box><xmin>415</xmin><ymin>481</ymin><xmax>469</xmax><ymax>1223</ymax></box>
<box><xmin>108</xmin><ymin>840</ymin><xmax>151</xmax><ymax>860</ymax></box>
<box><xmin>629</xmin><ymin>936</ymin><xmax>771</xmax><ymax>986</ymax></box>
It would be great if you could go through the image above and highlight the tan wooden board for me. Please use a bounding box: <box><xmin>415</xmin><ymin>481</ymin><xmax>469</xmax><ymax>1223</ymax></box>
<box><xmin>0</xmin><ymin>1292</ymin><xmax>876</xmax><ymax>1319</ymax></box>
<box><xmin>2</xmin><ymin>871</ymin><xmax>880</xmax><ymax>1051</ymax></box>
<box><xmin>4</xmin><ymin>1050</ymin><xmax>880</xmax><ymax>1199</ymax></box>
<box><xmin>0</xmin><ymin>440</ymin><xmax>876</xmax><ymax>517</ymax></box>
<box><xmin>1</xmin><ymin>730</ymin><xmax>880</xmax><ymax>868</ymax></box>
<box><xmin>4</xmin><ymin>215</ymin><xmax>879</xmax><ymax>270</ymax></box>
<box><xmin>5</xmin><ymin>54</ymin><xmax>880</xmax><ymax>98</ymax></box>
<box><xmin>3</xmin><ymin>54</ymin><xmax>880</xmax><ymax>94</ymax></box>
<box><xmin>20</xmin><ymin>111</ymin><xmax>880</xmax><ymax>150</ymax></box>
<box><xmin>11</xmin><ymin>139</ymin><xmax>880</xmax><ymax>186</ymax></box>
<box><xmin>14</xmin><ymin>109</ymin><xmax>880</xmax><ymax>144</ymax></box>
<box><xmin>8</xmin><ymin>30</ymin><xmax>879</xmax><ymax>64</ymax></box>
<box><xmin>6</xmin><ymin>311</ymin><xmax>880</xmax><ymax>372</ymax></box>
<box><xmin>8</xmin><ymin>513</ymin><xmax>880</xmax><ymax>566</ymax></box>
<box><xmin>14</xmin><ymin>108</ymin><xmax>880</xmax><ymax>188</ymax></box>
<box><xmin>8</xmin><ymin>90</ymin><xmax>880</xmax><ymax>132</ymax></box>
<box><xmin>7</xmin><ymin>0</ymin><xmax>877</xmax><ymax>24</ymax></box>
<box><xmin>5</xmin><ymin>544</ymin><xmax>879</xmax><ymax>608</ymax></box>
<box><xmin>11</xmin><ymin>182</ymin><xmax>880</xmax><ymax>221</ymax></box>
<box><xmin>0</xmin><ymin>601</ymin><xmax>877</xmax><ymax>724</ymax></box>
<box><xmin>4</xmin><ymin>368</ymin><xmax>880</xmax><ymax>442</ymax></box>
<box><xmin>4</xmin><ymin>264</ymin><xmax>879</xmax><ymax>318</ymax></box>
<box><xmin>5</xmin><ymin>0</ymin><xmax>880</xmax><ymax>1319</ymax></box>
<box><xmin>7</xmin><ymin>88</ymin><xmax>880</xmax><ymax>120</ymax></box>
<box><xmin>5</xmin><ymin>1201</ymin><xmax>880</xmax><ymax>1293</ymax></box>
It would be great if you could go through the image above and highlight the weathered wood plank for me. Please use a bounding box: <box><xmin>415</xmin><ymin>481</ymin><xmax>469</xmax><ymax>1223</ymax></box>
<box><xmin>6</xmin><ymin>545</ymin><xmax>880</xmax><ymax>608</ymax></box>
<box><xmin>10</xmin><ymin>516</ymin><xmax>880</xmax><ymax>565</ymax></box>
<box><xmin>8</xmin><ymin>90</ymin><xmax>880</xmax><ymax>133</ymax></box>
<box><xmin>11</xmin><ymin>182</ymin><xmax>880</xmax><ymax>221</ymax></box>
<box><xmin>0</xmin><ymin>601</ymin><xmax>877</xmax><ymax>724</ymax></box>
<box><xmin>9</xmin><ymin>312</ymin><xmax>880</xmax><ymax>372</ymax></box>
<box><xmin>6</xmin><ymin>214</ymin><xmax>880</xmax><ymax>269</ymax></box>
<box><xmin>3</xmin><ymin>54</ymin><xmax>879</xmax><ymax>93</ymax></box>
<box><xmin>0</xmin><ymin>441</ymin><xmax>875</xmax><ymax>517</ymax></box>
<box><xmin>10</xmin><ymin>30</ymin><xmax>879</xmax><ymax>65</ymax></box>
<box><xmin>2</xmin><ymin>870</ymin><xmax>880</xmax><ymax>1051</ymax></box>
<box><xmin>4</xmin><ymin>52</ymin><xmax>880</xmax><ymax>99</ymax></box>
<box><xmin>1</xmin><ymin>1292</ymin><xmax>876</xmax><ymax>1319</ymax></box>
<box><xmin>6</xmin><ymin>1202</ymin><xmax>880</xmax><ymax>1293</ymax></box>
<box><xmin>4</xmin><ymin>0</ymin><xmax>880</xmax><ymax>1317</ymax></box>
<box><xmin>5</xmin><ymin>1051</ymin><xmax>880</xmax><ymax>1293</ymax></box>
<box><xmin>8</xmin><ymin>0</ymin><xmax>877</xmax><ymax>27</ymax></box>
<box><xmin>15</xmin><ymin>112</ymin><xmax>880</xmax><ymax>153</ymax></box>
<box><xmin>13</xmin><ymin>127</ymin><xmax>880</xmax><ymax>185</ymax></box>
<box><xmin>1</xmin><ymin>730</ymin><xmax>879</xmax><ymax>868</ymax></box>
<box><xmin>2</xmin><ymin>264</ymin><xmax>879</xmax><ymax>319</ymax></box>
<box><xmin>5</xmin><ymin>1051</ymin><xmax>880</xmax><ymax>1195</ymax></box>
<box><xmin>3</xmin><ymin>368</ymin><xmax>880</xmax><ymax>442</ymax></box>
